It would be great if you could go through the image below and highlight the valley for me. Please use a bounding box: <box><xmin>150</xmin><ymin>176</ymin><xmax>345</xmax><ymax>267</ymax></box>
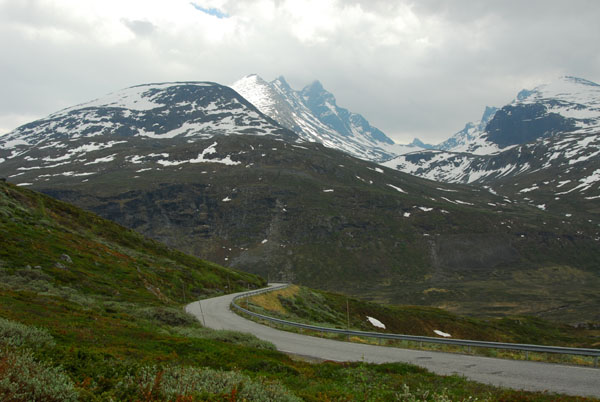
<box><xmin>2</xmin><ymin>2</ymin><xmax>599</xmax><ymax>400</ymax></box>
<box><xmin>2</xmin><ymin>180</ymin><xmax>591</xmax><ymax>400</ymax></box>
<box><xmin>1</xmin><ymin>79</ymin><xmax>599</xmax><ymax>324</ymax></box>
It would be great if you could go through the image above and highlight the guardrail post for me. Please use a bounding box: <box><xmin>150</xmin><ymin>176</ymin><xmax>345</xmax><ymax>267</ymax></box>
<box><xmin>595</xmin><ymin>356</ymin><xmax>598</xmax><ymax>368</ymax></box>
<box><xmin>525</xmin><ymin>351</ymin><xmax>529</xmax><ymax>360</ymax></box>
<box><xmin>346</xmin><ymin>299</ymin><xmax>350</xmax><ymax>342</ymax></box>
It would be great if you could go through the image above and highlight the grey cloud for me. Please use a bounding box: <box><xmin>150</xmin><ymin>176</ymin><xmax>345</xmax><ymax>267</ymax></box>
<box><xmin>122</xmin><ymin>19</ymin><xmax>156</xmax><ymax>37</ymax></box>
<box><xmin>1</xmin><ymin>0</ymin><xmax>599</xmax><ymax>144</ymax></box>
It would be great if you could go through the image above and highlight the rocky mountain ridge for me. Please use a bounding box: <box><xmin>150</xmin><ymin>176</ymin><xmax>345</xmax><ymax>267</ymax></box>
<box><xmin>231</xmin><ymin>74</ymin><xmax>416</xmax><ymax>161</ymax></box>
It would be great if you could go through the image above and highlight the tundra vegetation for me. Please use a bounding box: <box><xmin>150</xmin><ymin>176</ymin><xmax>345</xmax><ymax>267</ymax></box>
<box><xmin>0</xmin><ymin>181</ymin><xmax>596</xmax><ymax>401</ymax></box>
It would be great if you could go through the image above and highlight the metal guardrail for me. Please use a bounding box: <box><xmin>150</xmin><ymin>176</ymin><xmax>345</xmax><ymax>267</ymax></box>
<box><xmin>231</xmin><ymin>284</ymin><xmax>600</xmax><ymax>367</ymax></box>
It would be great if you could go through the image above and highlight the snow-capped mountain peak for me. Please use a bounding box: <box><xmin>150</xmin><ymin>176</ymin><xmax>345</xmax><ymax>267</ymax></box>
<box><xmin>0</xmin><ymin>81</ymin><xmax>294</xmax><ymax>157</ymax></box>
<box><xmin>511</xmin><ymin>75</ymin><xmax>600</xmax><ymax>133</ymax></box>
<box><xmin>231</xmin><ymin>74</ymin><xmax>398</xmax><ymax>161</ymax></box>
<box><xmin>435</xmin><ymin>76</ymin><xmax>600</xmax><ymax>157</ymax></box>
<box><xmin>382</xmin><ymin>76</ymin><xmax>600</xmax><ymax>211</ymax></box>
<box><xmin>437</xmin><ymin>106</ymin><xmax>499</xmax><ymax>154</ymax></box>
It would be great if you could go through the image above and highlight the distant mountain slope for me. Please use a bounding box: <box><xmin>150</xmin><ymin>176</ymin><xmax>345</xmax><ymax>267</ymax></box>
<box><xmin>441</xmin><ymin>76</ymin><xmax>600</xmax><ymax>155</ymax></box>
<box><xmin>382</xmin><ymin>76</ymin><xmax>600</xmax><ymax>223</ymax></box>
<box><xmin>436</xmin><ymin>106</ymin><xmax>499</xmax><ymax>154</ymax></box>
<box><xmin>1</xmin><ymin>81</ymin><xmax>600</xmax><ymax>321</ymax></box>
<box><xmin>0</xmin><ymin>178</ymin><xmax>264</xmax><ymax>305</ymax></box>
<box><xmin>0</xmin><ymin>81</ymin><xmax>295</xmax><ymax>160</ymax></box>
<box><xmin>384</xmin><ymin>76</ymin><xmax>600</xmax><ymax>197</ymax></box>
<box><xmin>231</xmin><ymin>74</ymin><xmax>412</xmax><ymax>161</ymax></box>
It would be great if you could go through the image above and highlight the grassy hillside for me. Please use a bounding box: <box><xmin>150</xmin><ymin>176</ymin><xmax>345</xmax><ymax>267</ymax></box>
<box><xmin>1</xmin><ymin>180</ymin><xmax>597</xmax><ymax>401</ymax></box>
<box><xmin>245</xmin><ymin>285</ymin><xmax>600</xmax><ymax>358</ymax></box>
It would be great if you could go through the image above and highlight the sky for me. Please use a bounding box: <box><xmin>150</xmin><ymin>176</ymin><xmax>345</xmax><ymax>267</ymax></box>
<box><xmin>1</xmin><ymin>0</ymin><xmax>599</xmax><ymax>144</ymax></box>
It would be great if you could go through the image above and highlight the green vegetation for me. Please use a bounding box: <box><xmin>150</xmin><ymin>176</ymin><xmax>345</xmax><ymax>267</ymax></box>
<box><xmin>244</xmin><ymin>285</ymin><xmax>600</xmax><ymax>365</ymax></box>
<box><xmin>19</xmin><ymin>135</ymin><xmax>600</xmax><ymax>322</ymax></box>
<box><xmin>1</xmin><ymin>181</ymin><xmax>597</xmax><ymax>401</ymax></box>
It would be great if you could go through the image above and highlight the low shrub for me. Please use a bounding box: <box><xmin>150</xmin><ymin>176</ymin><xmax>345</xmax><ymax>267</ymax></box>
<box><xmin>0</xmin><ymin>317</ymin><xmax>55</xmax><ymax>349</ymax></box>
<box><xmin>0</xmin><ymin>347</ymin><xmax>78</xmax><ymax>402</ymax></box>
<box><xmin>117</xmin><ymin>365</ymin><xmax>301</xmax><ymax>401</ymax></box>
<box><xmin>138</xmin><ymin>306</ymin><xmax>198</xmax><ymax>326</ymax></box>
<box><xmin>172</xmin><ymin>326</ymin><xmax>276</xmax><ymax>350</ymax></box>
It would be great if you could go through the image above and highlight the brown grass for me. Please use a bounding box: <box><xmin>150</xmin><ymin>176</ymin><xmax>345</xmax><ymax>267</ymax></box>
<box><xmin>248</xmin><ymin>285</ymin><xmax>300</xmax><ymax>314</ymax></box>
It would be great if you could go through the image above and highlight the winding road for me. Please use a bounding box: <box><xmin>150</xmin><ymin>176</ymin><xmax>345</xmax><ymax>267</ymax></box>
<box><xmin>185</xmin><ymin>284</ymin><xmax>600</xmax><ymax>398</ymax></box>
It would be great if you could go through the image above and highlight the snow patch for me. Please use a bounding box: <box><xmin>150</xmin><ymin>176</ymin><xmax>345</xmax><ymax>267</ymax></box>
<box><xmin>386</xmin><ymin>184</ymin><xmax>406</xmax><ymax>193</ymax></box>
<box><xmin>454</xmin><ymin>199</ymin><xmax>474</xmax><ymax>206</ymax></box>
<box><xmin>84</xmin><ymin>154</ymin><xmax>116</xmax><ymax>165</ymax></box>
<box><xmin>0</xmin><ymin>139</ymin><xmax>28</xmax><ymax>149</ymax></box>
<box><xmin>189</xmin><ymin>142</ymin><xmax>241</xmax><ymax>166</ymax></box>
<box><xmin>366</xmin><ymin>316</ymin><xmax>386</xmax><ymax>329</ymax></box>
<box><xmin>519</xmin><ymin>185</ymin><xmax>539</xmax><ymax>193</ymax></box>
<box><xmin>368</xmin><ymin>167</ymin><xmax>384</xmax><ymax>173</ymax></box>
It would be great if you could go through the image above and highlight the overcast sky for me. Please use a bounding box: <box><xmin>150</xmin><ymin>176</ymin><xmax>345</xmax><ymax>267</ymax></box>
<box><xmin>1</xmin><ymin>0</ymin><xmax>599</xmax><ymax>144</ymax></box>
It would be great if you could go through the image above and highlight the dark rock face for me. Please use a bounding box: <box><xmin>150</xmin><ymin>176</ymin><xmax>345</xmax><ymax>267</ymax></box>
<box><xmin>485</xmin><ymin>104</ymin><xmax>577</xmax><ymax>148</ymax></box>
<box><xmin>432</xmin><ymin>234</ymin><xmax>520</xmax><ymax>271</ymax></box>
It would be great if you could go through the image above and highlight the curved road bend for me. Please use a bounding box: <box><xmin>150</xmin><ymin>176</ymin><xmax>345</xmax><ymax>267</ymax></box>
<box><xmin>185</xmin><ymin>284</ymin><xmax>600</xmax><ymax>398</ymax></box>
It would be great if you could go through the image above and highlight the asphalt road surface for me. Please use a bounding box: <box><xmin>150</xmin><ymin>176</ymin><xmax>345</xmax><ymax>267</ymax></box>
<box><xmin>186</xmin><ymin>284</ymin><xmax>600</xmax><ymax>398</ymax></box>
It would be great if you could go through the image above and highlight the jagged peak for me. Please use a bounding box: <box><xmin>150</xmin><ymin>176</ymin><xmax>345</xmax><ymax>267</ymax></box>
<box><xmin>273</xmin><ymin>75</ymin><xmax>289</xmax><ymax>85</ymax></box>
<box><xmin>304</xmin><ymin>80</ymin><xmax>324</xmax><ymax>92</ymax></box>
<box><xmin>231</xmin><ymin>74</ymin><xmax>270</xmax><ymax>88</ymax></box>
<box><xmin>272</xmin><ymin>76</ymin><xmax>293</xmax><ymax>92</ymax></box>
<box><xmin>409</xmin><ymin>138</ymin><xmax>434</xmax><ymax>149</ymax></box>
<box><xmin>481</xmin><ymin>106</ymin><xmax>498</xmax><ymax>122</ymax></box>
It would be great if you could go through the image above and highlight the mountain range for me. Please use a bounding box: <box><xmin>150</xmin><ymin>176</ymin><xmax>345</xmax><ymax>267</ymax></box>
<box><xmin>231</xmin><ymin>74</ymin><xmax>424</xmax><ymax>161</ymax></box>
<box><xmin>0</xmin><ymin>76</ymin><xmax>599</xmax><ymax>322</ymax></box>
<box><xmin>382</xmin><ymin>76</ymin><xmax>600</xmax><ymax>219</ymax></box>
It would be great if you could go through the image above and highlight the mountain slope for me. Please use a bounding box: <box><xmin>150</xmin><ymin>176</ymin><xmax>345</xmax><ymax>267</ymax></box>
<box><xmin>1</xmin><ymin>82</ymin><xmax>600</xmax><ymax>322</ymax></box>
<box><xmin>436</xmin><ymin>106</ymin><xmax>499</xmax><ymax>154</ymax></box>
<box><xmin>443</xmin><ymin>76</ymin><xmax>600</xmax><ymax>155</ymax></box>
<box><xmin>0</xmin><ymin>178</ymin><xmax>265</xmax><ymax>303</ymax></box>
<box><xmin>1</xmin><ymin>183</ymin><xmax>583</xmax><ymax>401</ymax></box>
<box><xmin>231</xmin><ymin>74</ymin><xmax>407</xmax><ymax>161</ymax></box>
<box><xmin>383</xmin><ymin>77</ymin><xmax>600</xmax><ymax>219</ymax></box>
<box><xmin>0</xmin><ymin>81</ymin><xmax>295</xmax><ymax>161</ymax></box>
